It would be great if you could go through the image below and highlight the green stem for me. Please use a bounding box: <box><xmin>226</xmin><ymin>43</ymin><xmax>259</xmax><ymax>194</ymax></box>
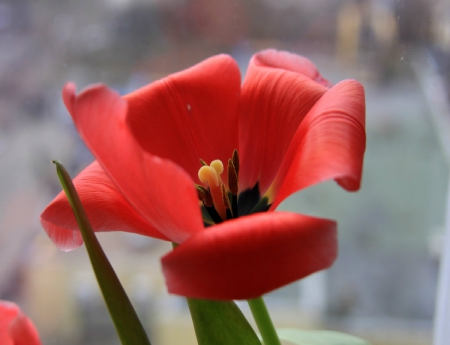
<box><xmin>53</xmin><ymin>161</ymin><xmax>151</xmax><ymax>345</ymax></box>
<box><xmin>248</xmin><ymin>297</ymin><xmax>281</xmax><ymax>345</ymax></box>
<box><xmin>171</xmin><ymin>242</ymin><xmax>261</xmax><ymax>345</ymax></box>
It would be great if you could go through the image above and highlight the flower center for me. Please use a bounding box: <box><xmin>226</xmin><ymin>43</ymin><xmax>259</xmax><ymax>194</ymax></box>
<box><xmin>195</xmin><ymin>149</ymin><xmax>271</xmax><ymax>226</ymax></box>
<box><xmin>196</xmin><ymin>150</ymin><xmax>239</xmax><ymax>224</ymax></box>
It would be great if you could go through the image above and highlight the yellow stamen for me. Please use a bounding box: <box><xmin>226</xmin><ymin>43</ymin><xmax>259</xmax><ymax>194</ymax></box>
<box><xmin>198</xmin><ymin>160</ymin><xmax>226</xmax><ymax>219</ymax></box>
<box><xmin>197</xmin><ymin>150</ymin><xmax>240</xmax><ymax>223</ymax></box>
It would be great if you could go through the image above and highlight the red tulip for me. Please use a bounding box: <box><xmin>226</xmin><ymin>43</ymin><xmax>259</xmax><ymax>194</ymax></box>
<box><xmin>41</xmin><ymin>49</ymin><xmax>365</xmax><ymax>300</ymax></box>
<box><xmin>0</xmin><ymin>301</ymin><xmax>41</xmax><ymax>345</ymax></box>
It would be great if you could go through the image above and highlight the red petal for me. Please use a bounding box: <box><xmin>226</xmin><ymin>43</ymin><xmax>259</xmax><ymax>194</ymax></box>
<box><xmin>161</xmin><ymin>212</ymin><xmax>336</xmax><ymax>300</ymax></box>
<box><xmin>0</xmin><ymin>301</ymin><xmax>41</xmax><ymax>345</ymax></box>
<box><xmin>124</xmin><ymin>55</ymin><xmax>241</xmax><ymax>186</ymax></box>
<box><xmin>63</xmin><ymin>84</ymin><xmax>204</xmax><ymax>243</ymax></box>
<box><xmin>239</xmin><ymin>51</ymin><xmax>328</xmax><ymax>194</ymax></box>
<box><xmin>270</xmin><ymin>80</ymin><xmax>366</xmax><ymax>209</ymax></box>
<box><xmin>40</xmin><ymin>161</ymin><xmax>169</xmax><ymax>251</ymax></box>
<box><xmin>62</xmin><ymin>82</ymin><xmax>76</xmax><ymax>115</ymax></box>
<box><xmin>251</xmin><ymin>49</ymin><xmax>332</xmax><ymax>87</ymax></box>
<box><xmin>0</xmin><ymin>301</ymin><xmax>17</xmax><ymax>345</ymax></box>
<box><xmin>8</xmin><ymin>314</ymin><xmax>41</xmax><ymax>345</ymax></box>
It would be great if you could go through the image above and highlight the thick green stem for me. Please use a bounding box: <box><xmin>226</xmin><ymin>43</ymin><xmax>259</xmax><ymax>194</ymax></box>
<box><xmin>248</xmin><ymin>297</ymin><xmax>281</xmax><ymax>345</ymax></box>
<box><xmin>173</xmin><ymin>240</ymin><xmax>261</xmax><ymax>345</ymax></box>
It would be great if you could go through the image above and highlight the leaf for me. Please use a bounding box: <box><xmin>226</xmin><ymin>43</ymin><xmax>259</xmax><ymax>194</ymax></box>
<box><xmin>276</xmin><ymin>328</ymin><xmax>371</xmax><ymax>345</ymax></box>
<box><xmin>53</xmin><ymin>161</ymin><xmax>151</xmax><ymax>345</ymax></box>
<box><xmin>187</xmin><ymin>298</ymin><xmax>261</xmax><ymax>345</ymax></box>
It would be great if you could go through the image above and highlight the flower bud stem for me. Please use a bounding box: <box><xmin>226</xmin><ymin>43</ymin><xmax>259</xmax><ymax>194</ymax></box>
<box><xmin>247</xmin><ymin>297</ymin><xmax>281</xmax><ymax>345</ymax></box>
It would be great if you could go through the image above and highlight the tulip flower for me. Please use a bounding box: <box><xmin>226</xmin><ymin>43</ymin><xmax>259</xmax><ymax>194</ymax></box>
<box><xmin>41</xmin><ymin>49</ymin><xmax>365</xmax><ymax>300</ymax></box>
<box><xmin>0</xmin><ymin>301</ymin><xmax>41</xmax><ymax>345</ymax></box>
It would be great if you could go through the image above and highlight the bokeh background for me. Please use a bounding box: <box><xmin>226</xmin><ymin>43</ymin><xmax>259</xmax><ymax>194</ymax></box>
<box><xmin>1</xmin><ymin>0</ymin><xmax>449</xmax><ymax>344</ymax></box>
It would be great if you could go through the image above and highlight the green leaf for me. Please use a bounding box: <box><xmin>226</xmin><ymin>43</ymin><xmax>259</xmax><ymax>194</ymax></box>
<box><xmin>53</xmin><ymin>161</ymin><xmax>151</xmax><ymax>345</ymax></box>
<box><xmin>187</xmin><ymin>298</ymin><xmax>261</xmax><ymax>345</ymax></box>
<box><xmin>276</xmin><ymin>329</ymin><xmax>371</xmax><ymax>345</ymax></box>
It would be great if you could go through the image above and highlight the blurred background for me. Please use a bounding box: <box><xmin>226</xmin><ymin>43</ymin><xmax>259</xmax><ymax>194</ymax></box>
<box><xmin>0</xmin><ymin>0</ymin><xmax>449</xmax><ymax>344</ymax></box>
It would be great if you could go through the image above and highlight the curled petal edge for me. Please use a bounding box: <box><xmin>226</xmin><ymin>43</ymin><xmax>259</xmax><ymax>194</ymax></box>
<box><xmin>62</xmin><ymin>83</ymin><xmax>204</xmax><ymax>243</ymax></box>
<box><xmin>40</xmin><ymin>161</ymin><xmax>169</xmax><ymax>252</ymax></box>
<box><xmin>269</xmin><ymin>79</ymin><xmax>366</xmax><ymax>209</ymax></box>
<box><xmin>162</xmin><ymin>211</ymin><xmax>337</xmax><ymax>300</ymax></box>
<box><xmin>250</xmin><ymin>49</ymin><xmax>332</xmax><ymax>87</ymax></box>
